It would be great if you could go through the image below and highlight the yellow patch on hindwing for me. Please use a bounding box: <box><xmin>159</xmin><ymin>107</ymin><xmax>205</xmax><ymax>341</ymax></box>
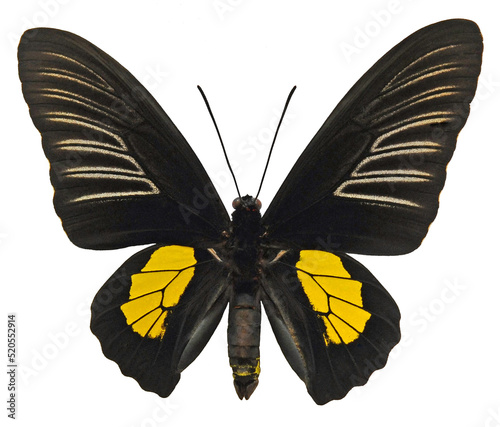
<box><xmin>296</xmin><ymin>250</ymin><xmax>371</xmax><ymax>345</ymax></box>
<box><xmin>120</xmin><ymin>245</ymin><xmax>196</xmax><ymax>338</ymax></box>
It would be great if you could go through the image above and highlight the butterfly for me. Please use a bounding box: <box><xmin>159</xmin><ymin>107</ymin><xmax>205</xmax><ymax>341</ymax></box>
<box><xmin>18</xmin><ymin>19</ymin><xmax>482</xmax><ymax>405</ymax></box>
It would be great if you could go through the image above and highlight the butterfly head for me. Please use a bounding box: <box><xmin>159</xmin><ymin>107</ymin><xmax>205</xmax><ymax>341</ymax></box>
<box><xmin>232</xmin><ymin>195</ymin><xmax>262</xmax><ymax>212</ymax></box>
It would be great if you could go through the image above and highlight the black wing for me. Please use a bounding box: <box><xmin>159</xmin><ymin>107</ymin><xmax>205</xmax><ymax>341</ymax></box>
<box><xmin>262</xmin><ymin>19</ymin><xmax>482</xmax><ymax>255</ymax></box>
<box><xmin>261</xmin><ymin>249</ymin><xmax>400</xmax><ymax>404</ymax></box>
<box><xmin>18</xmin><ymin>28</ymin><xmax>229</xmax><ymax>249</ymax></box>
<box><xmin>91</xmin><ymin>244</ymin><xmax>229</xmax><ymax>397</ymax></box>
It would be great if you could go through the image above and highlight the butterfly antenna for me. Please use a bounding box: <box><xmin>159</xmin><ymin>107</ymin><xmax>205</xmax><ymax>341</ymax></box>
<box><xmin>255</xmin><ymin>86</ymin><xmax>296</xmax><ymax>199</ymax></box>
<box><xmin>197</xmin><ymin>85</ymin><xmax>241</xmax><ymax>199</ymax></box>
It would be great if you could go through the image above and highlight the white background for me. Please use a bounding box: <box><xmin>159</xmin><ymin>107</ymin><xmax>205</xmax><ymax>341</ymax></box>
<box><xmin>1</xmin><ymin>1</ymin><xmax>499</xmax><ymax>426</ymax></box>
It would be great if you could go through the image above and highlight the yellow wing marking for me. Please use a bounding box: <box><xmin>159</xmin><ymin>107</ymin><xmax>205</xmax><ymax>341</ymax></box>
<box><xmin>120</xmin><ymin>245</ymin><xmax>196</xmax><ymax>339</ymax></box>
<box><xmin>296</xmin><ymin>250</ymin><xmax>371</xmax><ymax>345</ymax></box>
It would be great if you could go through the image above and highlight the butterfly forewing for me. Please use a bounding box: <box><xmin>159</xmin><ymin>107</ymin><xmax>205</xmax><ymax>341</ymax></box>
<box><xmin>18</xmin><ymin>28</ymin><xmax>229</xmax><ymax>250</ymax></box>
<box><xmin>262</xmin><ymin>19</ymin><xmax>482</xmax><ymax>255</ymax></box>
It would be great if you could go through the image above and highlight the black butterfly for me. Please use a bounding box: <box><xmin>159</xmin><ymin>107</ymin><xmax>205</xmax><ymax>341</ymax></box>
<box><xmin>18</xmin><ymin>19</ymin><xmax>482</xmax><ymax>405</ymax></box>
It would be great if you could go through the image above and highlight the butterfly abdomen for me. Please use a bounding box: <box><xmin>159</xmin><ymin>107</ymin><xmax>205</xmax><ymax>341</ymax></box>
<box><xmin>227</xmin><ymin>196</ymin><xmax>263</xmax><ymax>399</ymax></box>
<box><xmin>228</xmin><ymin>282</ymin><xmax>262</xmax><ymax>400</ymax></box>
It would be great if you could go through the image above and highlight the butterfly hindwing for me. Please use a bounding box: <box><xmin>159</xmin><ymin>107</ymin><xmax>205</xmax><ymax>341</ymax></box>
<box><xmin>261</xmin><ymin>249</ymin><xmax>400</xmax><ymax>404</ymax></box>
<box><xmin>90</xmin><ymin>244</ymin><xmax>229</xmax><ymax>397</ymax></box>
<box><xmin>18</xmin><ymin>28</ymin><xmax>229</xmax><ymax>250</ymax></box>
<box><xmin>263</xmin><ymin>19</ymin><xmax>482</xmax><ymax>255</ymax></box>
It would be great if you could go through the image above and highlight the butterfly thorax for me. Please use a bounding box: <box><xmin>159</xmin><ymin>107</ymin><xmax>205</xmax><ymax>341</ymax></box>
<box><xmin>229</xmin><ymin>195</ymin><xmax>263</xmax><ymax>276</ymax></box>
<box><xmin>226</xmin><ymin>195</ymin><xmax>263</xmax><ymax>400</ymax></box>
